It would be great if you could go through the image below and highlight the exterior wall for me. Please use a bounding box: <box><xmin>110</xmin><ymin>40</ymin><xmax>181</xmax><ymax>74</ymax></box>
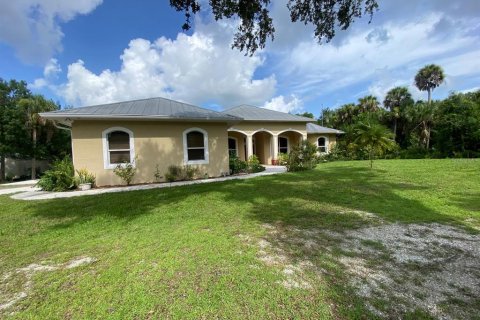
<box><xmin>253</xmin><ymin>131</ymin><xmax>271</xmax><ymax>164</ymax></box>
<box><xmin>71</xmin><ymin>120</ymin><xmax>229</xmax><ymax>186</ymax></box>
<box><xmin>227</xmin><ymin>131</ymin><xmax>246</xmax><ymax>161</ymax></box>
<box><xmin>307</xmin><ymin>133</ymin><xmax>338</xmax><ymax>153</ymax></box>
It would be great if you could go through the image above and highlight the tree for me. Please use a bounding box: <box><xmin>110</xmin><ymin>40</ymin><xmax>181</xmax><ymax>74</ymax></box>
<box><xmin>170</xmin><ymin>0</ymin><xmax>378</xmax><ymax>55</ymax></box>
<box><xmin>296</xmin><ymin>111</ymin><xmax>314</xmax><ymax>118</ymax></box>
<box><xmin>414</xmin><ymin>64</ymin><xmax>445</xmax><ymax>104</ymax></box>
<box><xmin>405</xmin><ymin>101</ymin><xmax>437</xmax><ymax>150</ymax></box>
<box><xmin>353</xmin><ymin>120</ymin><xmax>396</xmax><ymax>168</ymax></box>
<box><xmin>358</xmin><ymin>95</ymin><xmax>380</xmax><ymax>113</ymax></box>
<box><xmin>0</xmin><ymin>79</ymin><xmax>31</xmax><ymax>181</ymax></box>
<box><xmin>18</xmin><ymin>95</ymin><xmax>57</xmax><ymax>179</ymax></box>
<box><xmin>383</xmin><ymin>87</ymin><xmax>413</xmax><ymax>141</ymax></box>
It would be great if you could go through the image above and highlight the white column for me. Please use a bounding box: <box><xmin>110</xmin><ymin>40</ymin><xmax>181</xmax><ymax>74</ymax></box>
<box><xmin>246</xmin><ymin>135</ymin><xmax>253</xmax><ymax>159</ymax></box>
<box><xmin>302</xmin><ymin>134</ymin><xmax>308</xmax><ymax>141</ymax></box>
<box><xmin>272</xmin><ymin>134</ymin><xmax>278</xmax><ymax>163</ymax></box>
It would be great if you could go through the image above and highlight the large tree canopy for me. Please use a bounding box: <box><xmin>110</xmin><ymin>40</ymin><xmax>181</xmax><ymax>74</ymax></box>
<box><xmin>169</xmin><ymin>0</ymin><xmax>379</xmax><ymax>55</ymax></box>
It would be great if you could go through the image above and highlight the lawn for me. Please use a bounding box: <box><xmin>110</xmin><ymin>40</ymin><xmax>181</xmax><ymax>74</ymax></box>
<box><xmin>1</xmin><ymin>159</ymin><xmax>479</xmax><ymax>319</ymax></box>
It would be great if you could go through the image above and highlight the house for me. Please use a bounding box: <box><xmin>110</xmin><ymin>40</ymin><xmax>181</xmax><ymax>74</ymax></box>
<box><xmin>40</xmin><ymin>97</ymin><xmax>343</xmax><ymax>186</ymax></box>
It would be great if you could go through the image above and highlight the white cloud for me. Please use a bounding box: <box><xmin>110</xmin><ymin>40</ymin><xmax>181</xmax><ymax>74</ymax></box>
<box><xmin>30</xmin><ymin>58</ymin><xmax>62</xmax><ymax>89</ymax></box>
<box><xmin>55</xmin><ymin>28</ymin><xmax>276</xmax><ymax>107</ymax></box>
<box><xmin>263</xmin><ymin>95</ymin><xmax>303</xmax><ymax>113</ymax></box>
<box><xmin>0</xmin><ymin>0</ymin><xmax>103</xmax><ymax>64</ymax></box>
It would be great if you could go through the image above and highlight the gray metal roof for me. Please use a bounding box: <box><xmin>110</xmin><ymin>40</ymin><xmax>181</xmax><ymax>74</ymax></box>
<box><xmin>40</xmin><ymin>97</ymin><xmax>242</xmax><ymax>122</ymax></box>
<box><xmin>306</xmin><ymin>123</ymin><xmax>344</xmax><ymax>134</ymax></box>
<box><xmin>222</xmin><ymin>105</ymin><xmax>315</xmax><ymax>122</ymax></box>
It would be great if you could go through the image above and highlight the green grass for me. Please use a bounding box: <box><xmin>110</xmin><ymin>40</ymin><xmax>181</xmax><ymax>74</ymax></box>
<box><xmin>0</xmin><ymin>159</ymin><xmax>479</xmax><ymax>319</ymax></box>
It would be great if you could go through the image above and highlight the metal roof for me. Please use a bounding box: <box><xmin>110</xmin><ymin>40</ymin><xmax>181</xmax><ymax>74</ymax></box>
<box><xmin>306</xmin><ymin>123</ymin><xmax>344</xmax><ymax>134</ymax></box>
<box><xmin>222</xmin><ymin>105</ymin><xmax>315</xmax><ymax>122</ymax></box>
<box><xmin>40</xmin><ymin>97</ymin><xmax>242</xmax><ymax>122</ymax></box>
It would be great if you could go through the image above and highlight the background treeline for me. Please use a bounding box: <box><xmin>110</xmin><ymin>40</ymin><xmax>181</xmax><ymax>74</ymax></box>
<box><xmin>0</xmin><ymin>78</ymin><xmax>71</xmax><ymax>181</ymax></box>
<box><xmin>303</xmin><ymin>65</ymin><xmax>480</xmax><ymax>159</ymax></box>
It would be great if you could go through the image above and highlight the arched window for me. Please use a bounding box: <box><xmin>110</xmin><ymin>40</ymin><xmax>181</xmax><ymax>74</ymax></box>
<box><xmin>317</xmin><ymin>136</ymin><xmax>328</xmax><ymax>153</ymax></box>
<box><xmin>278</xmin><ymin>136</ymin><xmax>288</xmax><ymax>154</ymax></box>
<box><xmin>183</xmin><ymin>128</ymin><xmax>209</xmax><ymax>164</ymax></box>
<box><xmin>228</xmin><ymin>137</ymin><xmax>238</xmax><ymax>157</ymax></box>
<box><xmin>102</xmin><ymin>127</ymin><xmax>135</xmax><ymax>169</ymax></box>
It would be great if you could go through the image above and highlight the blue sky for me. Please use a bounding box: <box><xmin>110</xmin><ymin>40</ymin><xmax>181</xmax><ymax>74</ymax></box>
<box><xmin>0</xmin><ymin>0</ymin><xmax>479</xmax><ymax>117</ymax></box>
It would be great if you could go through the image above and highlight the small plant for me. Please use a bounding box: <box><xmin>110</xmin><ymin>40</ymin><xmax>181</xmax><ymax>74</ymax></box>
<box><xmin>36</xmin><ymin>156</ymin><xmax>76</xmax><ymax>191</ymax></box>
<box><xmin>277</xmin><ymin>153</ymin><xmax>289</xmax><ymax>165</ymax></box>
<box><xmin>183</xmin><ymin>165</ymin><xmax>199</xmax><ymax>181</ymax></box>
<box><xmin>247</xmin><ymin>155</ymin><xmax>265</xmax><ymax>173</ymax></box>
<box><xmin>113</xmin><ymin>159</ymin><xmax>137</xmax><ymax>185</ymax></box>
<box><xmin>154</xmin><ymin>164</ymin><xmax>162</xmax><ymax>182</ymax></box>
<box><xmin>76</xmin><ymin>168</ymin><xmax>96</xmax><ymax>186</ymax></box>
<box><xmin>229</xmin><ymin>155</ymin><xmax>248</xmax><ymax>174</ymax></box>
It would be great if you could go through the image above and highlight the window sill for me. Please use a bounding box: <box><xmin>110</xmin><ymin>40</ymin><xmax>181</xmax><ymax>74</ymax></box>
<box><xmin>185</xmin><ymin>159</ymin><xmax>209</xmax><ymax>165</ymax></box>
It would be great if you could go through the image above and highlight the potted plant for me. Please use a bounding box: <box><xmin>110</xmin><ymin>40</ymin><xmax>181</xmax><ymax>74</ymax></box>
<box><xmin>76</xmin><ymin>168</ymin><xmax>96</xmax><ymax>191</ymax></box>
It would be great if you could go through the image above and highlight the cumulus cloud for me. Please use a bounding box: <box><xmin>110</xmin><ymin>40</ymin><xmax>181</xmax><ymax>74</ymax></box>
<box><xmin>30</xmin><ymin>58</ymin><xmax>62</xmax><ymax>89</ymax></box>
<box><xmin>263</xmin><ymin>95</ymin><xmax>303</xmax><ymax>113</ymax></box>
<box><xmin>0</xmin><ymin>0</ymin><xmax>103</xmax><ymax>64</ymax></box>
<box><xmin>55</xmin><ymin>28</ymin><xmax>276</xmax><ymax>107</ymax></box>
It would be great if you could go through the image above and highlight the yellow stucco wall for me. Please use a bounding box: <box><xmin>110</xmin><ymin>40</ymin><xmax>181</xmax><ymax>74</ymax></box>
<box><xmin>71</xmin><ymin>120</ymin><xmax>229</xmax><ymax>186</ymax></box>
<box><xmin>307</xmin><ymin>133</ymin><xmax>338</xmax><ymax>152</ymax></box>
<box><xmin>227</xmin><ymin>131</ymin><xmax>246</xmax><ymax>161</ymax></box>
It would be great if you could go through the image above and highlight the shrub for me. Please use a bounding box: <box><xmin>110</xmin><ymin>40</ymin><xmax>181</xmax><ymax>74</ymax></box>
<box><xmin>36</xmin><ymin>156</ymin><xmax>76</xmax><ymax>191</ymax></box>
<box><xmin>113</xmin><ymin>161</ymin><xmax>136</xmax><ymax>185</ymax></box>
<box><xmin>75</xmin><ymin>168</ymin><xmax>96</xmax><ymax>186</ymax></box>
<box><xmin>229</xmin><ymin>155</ymin><xmax>248</xmax><ymax>174</ymax></box>
<box><xmin>277</xmin><ymin>153</ymin><xmax>289</xmax><ymax>165</ymax></box>
<box><xmin>285</xmin><ymin>141</ymin><xmax>318</xmax><ymax>172</ymax></box>
<box><xmin>247</xmin><ymin>155</ymin><xmax>265</xmax><ymax>173</ymax></box>
<box><xmin>154</xmin><ymin>164</ymin><xmax>162</xmax><ymax>182</ymax></box>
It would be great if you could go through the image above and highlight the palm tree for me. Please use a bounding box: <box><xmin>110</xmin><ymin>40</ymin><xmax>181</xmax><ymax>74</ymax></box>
<box><xmin>405</xmin><ymin>101</ymin><xmax>437</xmax><ymax>149</ymax></box>
<box><xmin>18</xmin><ymin>95</ymin><xmax>57</xmax><ymax>179</ymax></box>
<box><xmin>354</xmin><ymin>121</ymin><xmax>396</xmax><ymax>168</ymax></box>
<box><xmin>337</xmin><ymin>103</ymin><xmax>357</xmax><ymax>125</ymax></box>
<box><xmin>414</xmin><ymin>64</ymin><xmax>445</xmax><ymax>104</ymax></box>
<box><xmin>358</xmin><ymin>95</ymin><xmax>380</xmax><ymax>113</ymax></box>
<box><xmin>383</xmin><ymin>87</ymin><xmax>413</xmax><ymax>140</ymax></box>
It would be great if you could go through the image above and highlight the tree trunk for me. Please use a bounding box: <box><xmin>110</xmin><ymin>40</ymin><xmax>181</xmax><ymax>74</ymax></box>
<box><xmin>426</xmin><ymin>126</ymin><xmax>431</xmax><ymax>150</ymax></box>
<box><xmin>31</xmin><ymin>126</ymin><xmax>36</xmax><ymax>180</ymax></box>
<box><xmin>0</xmin><ymin>154</ymin><xmax>5</xmax><ymax>182</ymax></box>
<box><xmin>393</xmin><ymin>118</ymin><xmax>397</xmax><ymax>142</ymax></box>
<box><xmin>427</xmin><ymin>89</ymin><xmax>431</xmax><ymax>105</ymax></box>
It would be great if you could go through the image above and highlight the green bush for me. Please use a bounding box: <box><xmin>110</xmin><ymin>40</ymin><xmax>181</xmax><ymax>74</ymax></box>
<box><xmin>165</xmin><ymin>165</ymin><xmax>200</xmax><ymax>182</ymax></box>
<box><xmin>113</xmin><ymin>161</ymin><xmax>137</xmax><ymax>185</ymax></box>
<box><xmin>285</xmin><ymin>141</ymin><xmax>318</xmax><ymax>172</ymax></box>
<box><xmin>229</xmin><ymin>156</ymin><xmax>248</xmax><ymax>174</ymax></box>
<box><xmin>36</xmin><ymin>156</ymin><xmax>76</xmax><ymax>191</ymax></box>
<box><xmin>75</xmin><ymin>168</ymin><xmax>96</xmax><ymax>186</ymax></box>
<box><xmin>247</xmin><ymin>155</ymin><xmax>266</xmax><ymax>173</ymax></box>
<box><xmin>277</xmin><ymin>153</ymin><xmax>289</xmax><ymax>165</ymax></box>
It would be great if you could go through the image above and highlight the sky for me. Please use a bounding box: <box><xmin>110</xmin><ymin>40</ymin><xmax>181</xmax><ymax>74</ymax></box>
<box><xmin>0</xmin><ymin>0</ymin><xmax>479</xmax><ymax>117</ymax></box>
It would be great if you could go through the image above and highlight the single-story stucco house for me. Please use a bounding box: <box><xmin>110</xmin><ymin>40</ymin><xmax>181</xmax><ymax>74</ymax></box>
<box><xmin>40</xmin><ymin>97</ymin><xmax>343</xmax><ymax>186</ymax></box>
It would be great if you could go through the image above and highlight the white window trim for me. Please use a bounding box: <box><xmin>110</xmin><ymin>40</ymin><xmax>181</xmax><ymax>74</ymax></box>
<box><xmin>317</xmin><ymin>136</ymin><xmax>329</xmax><ymax>154</ymax></box>
<box><xmin>278</xmin><ymin>135</ymin><xmax>289</xmax><ymax>154</ymax></box>
<box><xmin>228</xmin><ymin>136</ymin><xmax>238</xmax><ymax>156</ymax></box>
<box><xmin>183</xmin><ymin>127</ymin><xmax>209</xmax><ymax>165</ymax></box>
<box><xmin>102</xmin><ymin>127</ymin><xmax>135</xmax><ymax>169</ymax></box>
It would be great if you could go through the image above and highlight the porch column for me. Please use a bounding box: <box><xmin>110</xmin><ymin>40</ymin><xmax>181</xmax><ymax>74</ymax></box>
<box><xmin>271</xmin><ymin>134</ymin><xmax>278</xmax><ymax>163</ymax></box>
<box><xmin>302</xmin><ymin>133</ymin><xmax>308</xmax><ymax>141</ymax></box>
<box><xmin>246</xmin><ymin>135</ymin><xmax>253</xmax><ymax>159</ymax></box>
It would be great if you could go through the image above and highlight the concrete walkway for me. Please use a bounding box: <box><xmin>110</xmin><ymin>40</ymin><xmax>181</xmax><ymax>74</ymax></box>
<box><xmin>10</xmin><ymin>166</ymin><xmax>286</xmax><ymax>201</ymax></box>
<box><xmin>0</xmin><ymin>180</ymin><xmax>39</xmax><ymax>195</ymax></box>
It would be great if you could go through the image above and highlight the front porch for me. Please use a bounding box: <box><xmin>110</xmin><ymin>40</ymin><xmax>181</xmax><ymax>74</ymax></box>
<box><xmin>228</xmin><ymin>129</ymin><xmax>305</xmax><ymax>165</ymax></box>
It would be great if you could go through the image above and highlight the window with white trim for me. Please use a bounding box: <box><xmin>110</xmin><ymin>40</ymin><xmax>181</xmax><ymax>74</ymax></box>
<box><xmin>278</xmin><ymin>136</ymin><xmax>288</xmax><ymax>154</ymax></box>
<box><xmin>102</xmin><ymin>127</ymin><xmax>135</xmax><ymax>169</ymax></box>
<box><xmin>183</xmin><ymin>128</ymin><xmax>209</xmax><ymax>164</ymax></box>
<box><xmin>317</xmin><ymin>137</ymin><xmax>328</xmax><ymax>153</ymax></box>
<box><xmin>228</xmin><ymin>137</ymin><xmax>237</xmax><ymax>157</ymax></box>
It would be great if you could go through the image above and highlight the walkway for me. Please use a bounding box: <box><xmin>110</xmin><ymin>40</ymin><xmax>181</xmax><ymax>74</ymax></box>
<box><xmin>8</xmin><ymin>166</ymin><xmax>286</xmax><ymax>201</ymax></box>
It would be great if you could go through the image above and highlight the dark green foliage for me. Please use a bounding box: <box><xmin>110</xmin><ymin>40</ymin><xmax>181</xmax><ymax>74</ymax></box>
<box><xmin>36</xmin><ymin>156</ymin><xmax>76</xmax><ymax>191</ymax></box>
<box><xmin>247</xmin><ymin>155</ymin><xmax>266</xmax><ymax>173</ymax></box>
<box><xmin>229</xmin><ymin>155</ymin><xmax>248</xmax><ymax>174</ymax></box>
<box><xmin>170</xmin><ymin>0</ymin><xmax>378</xmax><ymax>55</ymax></box>
<box><xmin>285</xmin><ymin>140</ymin><xmax>318</xmax><ymax>172</ymax></box>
